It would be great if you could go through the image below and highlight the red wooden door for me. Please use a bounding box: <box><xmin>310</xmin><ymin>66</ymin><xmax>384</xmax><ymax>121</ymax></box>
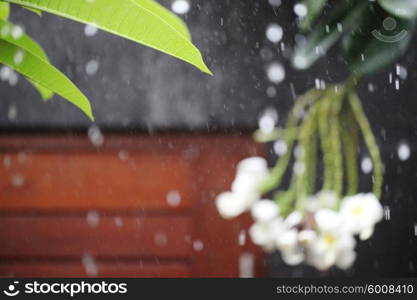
<box><xmin>0</xmin><ymin>134</ymin><xmax>264</xmax><ymax>277</ymax></box>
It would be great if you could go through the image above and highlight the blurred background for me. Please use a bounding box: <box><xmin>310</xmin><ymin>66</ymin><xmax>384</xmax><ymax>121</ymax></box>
<box><xmin>0</xmin><ymin>0</ymin><xmax>416</xmax><ymax>277</ymax></box>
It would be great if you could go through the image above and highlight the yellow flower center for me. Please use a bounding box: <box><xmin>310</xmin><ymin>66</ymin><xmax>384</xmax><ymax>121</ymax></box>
<box><xmin>324</xmin><ymin>233</ymin><xmax>336</xmax><ymax>246</ymax></box>
<box><xmin>352</xmin><ymin>205</ymin><xmax>363</xmax><ymax>216</ymax></box>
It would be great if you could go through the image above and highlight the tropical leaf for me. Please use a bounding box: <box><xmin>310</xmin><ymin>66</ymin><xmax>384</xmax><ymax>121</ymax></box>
<box><xmin>0</xmin><ymin>39</ymin><xmax>93</xmax><ymax>119</ymax></box>
<box><xmin>3</xmin><ymin>0</ymin><xmax>211</xmax><ymax>74</ymax></box>
<box><xmin>343</xmin><ymin>6</ymin><xmax>415</xmax><ymax>76</ymax></box>
<box><xmin>299</xmin><ymin>0</ymin><xmax>327</xmax><ymax>32</ymax></box>
<box><xmin>292</xmin><ymin>0</ymin><xmax>367</xmax><ymax>70</ymax></box>
<box><xmin>135</xmin><ymin>0</ymin><xmax>190</xmax><ymax>40</ymax></box>
<box><xmin>0</xmin><ymin>2</ymin><xmax>9</xmax><ymax>19</ymax></box>
<box><xmin>23</xmin><ymin>6</ymin><xmax>42</xmax><ymax>16</ymax></box>
<box><xmin>0</xmin><ymin>19</ymin><xmax>53</xmax><ymax>99</ymax></box>
<box><xmin>378</xmin><ymin>0</ymin><xmax>417</xmax><ymax>19</ymax></box>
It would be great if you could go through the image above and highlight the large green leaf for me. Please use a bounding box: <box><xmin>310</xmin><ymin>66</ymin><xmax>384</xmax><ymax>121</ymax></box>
<box><xmin>292</xmin><ymin>0</ymin><xmax>367</xmax><ymax>70</ymax></box>
<box><xmin>0</xmin><ymin>2</ymin><xmax>9</xmax><ymax>19</ymax></box>
<box><xmin>135</xmin><ymin>0</ymin><xmax>190</xmax><ymax>40</ymax></box>
<box><xmin>343</xmin><ymin>5</ymin><xmax>414</xmax><ymax>76</ymax></box>
<box><xmin>378</xmin><ymin>0</ymin><xmax>417</xmax><ymax>19</ymax></box>
<box><xmin>0</xmin><ymin>19</ymin><xmax>53</xmax><ymax>99</ymax></box>
<box><xmin>299</xmin><ymin>0</ymin><xmax>327</xmax><ymax>32</ymax></box>
<box><xmin>0</xmin><ymin>39</ymin><xmax>93</xmax><ymax>119</ymax></box>
<box><xmin>3</xmin><ymin>0</ymin><xmax>211</xmax><ymax>74</ymax></box>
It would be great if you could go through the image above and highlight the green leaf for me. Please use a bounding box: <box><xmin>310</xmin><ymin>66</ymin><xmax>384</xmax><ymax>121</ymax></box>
<box><xmin>0</xmin><ymin>39</ymin><xmax>93</xmax><ymax>119</ymax></box>
<box><xmin>3</xmin><ymin>0</ymin><xmax>211</xmax><ymax>74</ymax></box>
<box><xmin>134</xmin><ymin>0</ymin><xmax>190</xmax><ymax>40</ymax></box>
<box><xmin>23</xmin><ymin>6</ymin><xmax>42</xmax><ymax>16</ymax></box>
<box><xmin>378</xmin><ymin>0</ymin><xmax>417</xmax><ymax>19</ymax></box>
<box><xmin>0</xmin><ymin>19</ymin><xmax>53</xmax><ymax>99</ymax></box>
<box><xmin>299</xmin><ymin>0</ymin><xmax>327</xmax><ymax>32</ymax></box>
<box><xmin>0</xmin><ymin>2</ymin><xmax>10</xmax><ymax>20</ymax></box>
<box><xmin>292</xmin><ymin>0</ymin><xmax>368</xmax><ymax>70</ymax></box>
<box><xmin>343</xmin><ymin>6</ymin><xmax>414</xmax><ymax>76</ymax></box>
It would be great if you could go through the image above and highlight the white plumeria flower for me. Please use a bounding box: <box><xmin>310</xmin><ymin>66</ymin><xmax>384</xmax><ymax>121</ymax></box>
<box><xmin>306</xmin><ymin>208</ymin><xmax>356</xmax><ymax>270</ymax></box>
<box><xmin>232</xmin><ymin>157</ymin><xmax>269</xmax><ymax>194</ymax></box>
<box><xmin>340</xmin><ymin>193</ymin><xmax>383</xmax><ymax>240</ymax></box>
<box><xmin>215</xmin><ymin>192</ymin><xmax>257</xmax><ymax>219</ymax></box>
<box><xmin>251</xmin><ymin>199</ymin><xmax>279</xmax><ymax>222</ymax></box>
<box><xmin>314</xmin><ymin>208</ymin><xmax>344</xmax><ymax>233</ymax></box>
<box><xmin>236</xmin><ymin>156</ymin><xmax>268</xmax><ymax>175</ymax></box>
<box><xmin>284</xmin><ymin>211</ymin><xmax>303</xmax><ymax>228</ymax></box>
<box><xmin>249</xmin><ymin>218</ymin><xmax>285</xmax><ymax>252</ymax></box>
<box><xmin>276</xmin><ymin>229</ymin><xmax>304</xmax><ymax>265</ymax></box>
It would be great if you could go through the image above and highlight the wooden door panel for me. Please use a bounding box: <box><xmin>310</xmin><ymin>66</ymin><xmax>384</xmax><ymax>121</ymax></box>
<box><xmin>0</xmin><ymin>134</ymin><xmax>264</xmax><ymax>277</ymax></box>
<box><xmin>0</xmin><ymin>153</ymin><xmax>192</xmax><ymax>212</ymax></box>
<box><xmin>0</xmin><ymin>215</ymin><xmax>192</xmax><ymax>258</ymax></box>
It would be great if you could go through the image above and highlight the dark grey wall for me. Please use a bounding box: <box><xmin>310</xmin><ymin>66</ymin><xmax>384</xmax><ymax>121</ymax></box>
<box><xmin>1</xmin><ymin>0</ymin><xmax>417</xmax><ymax>277</ymax></box>
<box><xmin>0</xmin><ymin>0</ymin><xmax>345</xmax><ymax>131</ymax></box>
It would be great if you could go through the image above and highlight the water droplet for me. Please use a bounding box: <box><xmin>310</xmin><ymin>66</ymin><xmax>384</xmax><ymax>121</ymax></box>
<box><xmin>154</xmin><ymin>233</ymin><xmax>168</xmax><ymax>247</ymax></box>
<box><xmin>239</xmin><ymin>230</ymin><xmax>246</xmax><ymax>246</ymax></box>
<box><xmin>266</xmin><ymin>85</ymin><xmax>277</xmax><ymax>97</ymax></box>
<box><xmin>11</xmin><ymin>175</ymin><xmax>24</xmax><ymax>187</ymax></box>
<box><xmin>171</xmin><ymin>0</ymin><xmax>190</xmax><ymax>14</ymax></box>
<box><xmin>86</xmin><ymin>210</ymin><xmax>100</xmax><ymax>227</ymax></box>
<box><xmin>273</xmin><ymin>139</ymin><xmax>288</xmax><ymax>156</ymax></box>
<box><xmin>11</xmin><ymin>25</ymin><xmax>24</xmax><ymax>39</ymax></box>
<box><xmin>88</xmin><ymin>125</ymin><xmax>104</xmax><ymax>147</ymax></box>
<box><xmin>82</xmin><ymin>254</ymin><xmax>98</xmax><ymax>276</ymax></box>
<box><xmin>266</xmin><ymin>62</ymin><xmax>285</xmax><ymax>83</ymax></box>
<box><xmin>258</xmin><ymin>108</ymin><xmax>278</xmax><ymax>133</ymax></box>
<box><xmin>265</xmin><ymin>23</ymin><xmax>283</xmax><ymax>43</ymax></box>
<box><xmin>3</xmin><ymin>155</ymin><xmax>11</xmax><ymax>169</ymax></box>
<box><xmin>396</xmin><ymin>64</ymin><xmax>407</xmax><ymax>80</ymax></box>
<box><xmin>383</xmin><ymin>206</ymin><xmax>391</xmax><ymax>220</ymax></box>
<box><xmin>294</xmin><ymin>3</ymin><xmax>308</xmax><ymax>17</ymax></box>
<box><xmin>361</xmin><ymin>157</ymin><xmax>373</xmax><ymax>174</ymax></box>
<box><xmin>193</xmin><ymin>240</ymin><xmax>204</xmax><ymax>252</ymax></box>
<box><xmin>85</xmin><ymin>59</ymin><xmax>99</xmax><ymax>76</ymax></box>
<box><xmin>84</xmin><ymin>23</ymin><xmax>98</xmax><ymax>36</ymax></box>
<box><xmin>118</xmin><ymin>150</ymin><xmax>129</xmax><ymax>161</ymax></box>
<box><xmin>268</xmin><ymin>0</ymin><xmax>281</xmax><ymax>7</ymax></box>
<box><xmin>293</xmin><ymin>161</ymin><xmax>305</xmax><ymax>175</ymax></box>
<box><xmin>166</xmin><ymin>190</ymin><xmax>181</xmax><ymax>207</ymax></box>
<box><xmin>13</xmin><ymin>50</ymin><xmax>24</xmax><ymax>65</ymax></box>
<box><xmin>8</xmin><ymin>105</ymin><xmax>17</xmax><ymax>121</ymax></box>
<box><xmin>114</xmin><ymin>217</ymin><xmax>123</xmax><ymax>228</ymax></box>
<box><xmin>397</xmin><ymin>142</ymin><xmax>410</xmax><ymax>161</ymax></box>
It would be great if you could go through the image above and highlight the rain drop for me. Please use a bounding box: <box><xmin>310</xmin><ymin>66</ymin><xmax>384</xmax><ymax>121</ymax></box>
<box><xmin>273</xmin><ymin>139</ymin><xmax>288</xmax><ymax>156</ymax></box>
<box><xmin>361</xmin><ymin>157</ymin><xmax>373</xmax><ymax>174</ymax></box>
<box><xmin>84</xmin><ymin>23</ymin><xmax>98</xmax><ymax>36</ymax></box>
<box><xmin>88</xmin><ymin>125</ymin><xmax>104</xmax><ymax>147</ymax></box>
<box><xmin>85</xmin><ymin>59</ymin><xmax>99</xmax><ymax>76</ymax></box>
<box><xmin>266</xmin><ymin>62</ymin><xmax>285</xmax><ymax>83</ymax></box>
<box><xmin>397</xmin><ymin>142</ymin><xmax>410</xmax><ymax>161</ymax></box>
<box><xmin>265</xmin><ymin>23</ymin><xmax>283</xmax><ymax>43</ymax></box>
<box><xmin>193</xmin><ymin>240</ymin><xmax>204</xmax><ymax>252</ymax></box>
<box><xmin>171</xmin><ymin>0</ymin><xmax>190</xmax><ymax>14</ymax></box>
<box><xmin>86</xmin><ymin>210</ymin><xmax>100</xmax><ymax>227</ymax></box>
<box><xmin>166</xmin><ymin>190</ymin><xmax>182</xmax><ymax>207</ymax></box>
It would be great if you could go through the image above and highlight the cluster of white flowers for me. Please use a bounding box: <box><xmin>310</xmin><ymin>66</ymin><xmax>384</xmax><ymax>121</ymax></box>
<box><xmin>215</xmin><ymin>157</ymin><xmax>269</xmax><ymax>219</ymax></box>
<box><xmin>215</xmin><ymin>157</ymin><xmax>384</xmax><ymax>271</ymax></box>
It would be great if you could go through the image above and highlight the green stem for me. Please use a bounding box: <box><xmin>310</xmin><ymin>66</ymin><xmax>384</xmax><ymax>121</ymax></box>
<box><xmin>329</xmin><ymin>90</ymin><xmax>344</xmax><ymax>198</ymax></box>
<box><xmin>318</xmin><ymin>92</ymin><xmax>334</xmax><ymax>191</ymax></box>
<box><xmin>259</xmin><ymin>88</ymin><xmax>323</xmax><ymax>195</ymax></box>
<box><xmin>342</xmin><ymin>106</ymin><xmax>359</xmax><ymax>195</ymax></box>
<box><xmin>348</xmin><ymin>91</ymin><xmax>383</xmax><ymax>199</ymax></box>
